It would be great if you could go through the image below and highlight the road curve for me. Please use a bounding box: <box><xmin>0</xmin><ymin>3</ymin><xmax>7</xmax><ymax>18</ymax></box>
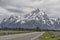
<box><xmin>0</xmin><ymin>32</ymin><xmax>44</xmax><ymax>40</ymax></box>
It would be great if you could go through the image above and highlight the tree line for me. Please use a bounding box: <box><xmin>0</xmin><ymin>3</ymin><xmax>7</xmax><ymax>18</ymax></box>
<box><xmin>0</xmin><ymin>27</ymin><xmax>41</xmax><ymax>31</ymax></box>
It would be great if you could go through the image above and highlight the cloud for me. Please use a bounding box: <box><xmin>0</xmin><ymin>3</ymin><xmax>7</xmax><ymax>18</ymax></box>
<box><xmin>0</xmin><ymin>7</ymin><xmax>14</xmax><ymax>19</ymax></box>
<box><xmin>0</xmin><ymin>0</ymin><xmax>60</xmax><ymax>18</ymax></box>
<box><xmin>0</xmin><ymin>7</ymin><xmax>11</xmax><ymax>15</ymax></box>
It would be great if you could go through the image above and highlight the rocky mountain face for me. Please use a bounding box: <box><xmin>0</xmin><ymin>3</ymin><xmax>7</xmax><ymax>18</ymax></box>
<box><xmin>0</xmin><ymin>8</ymin><xmax>60</xmax><ymax>30</ymax></box>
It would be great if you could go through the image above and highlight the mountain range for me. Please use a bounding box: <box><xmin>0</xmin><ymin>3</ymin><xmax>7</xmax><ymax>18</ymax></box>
<box><xmin>0</xmin><ymin>8</ymin><xmax>60</xmax><ymax>30</ymax></box>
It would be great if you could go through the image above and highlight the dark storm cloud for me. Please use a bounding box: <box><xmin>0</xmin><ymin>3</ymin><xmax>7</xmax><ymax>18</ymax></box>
<box><xmin>6</xmin><ymin>8</ymin><xmax>24</xmax><ymax>13</ymax></box>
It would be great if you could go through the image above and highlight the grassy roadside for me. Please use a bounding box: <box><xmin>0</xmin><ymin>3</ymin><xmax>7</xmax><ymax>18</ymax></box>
<box><xmin>0</xmin><ymin>31</ymin><xmax>30</xmax><ymax>36</ymax></box>
<box><xmin>39</xmin><ymin>32</ymin><xmax>57</xmax><ymax>40</ymax></box>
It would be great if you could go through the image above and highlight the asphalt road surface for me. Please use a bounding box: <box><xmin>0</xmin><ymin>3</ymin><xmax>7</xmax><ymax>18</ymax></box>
<box><xmin>0</xmin><ymin>32</ymin><xmax>44</xmax><ymax>40</ymax></box>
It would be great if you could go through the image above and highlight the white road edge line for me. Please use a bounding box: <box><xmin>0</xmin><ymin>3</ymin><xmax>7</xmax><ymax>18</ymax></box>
<box><xmin>31</xmin><ymin>32</ymin><xmax>45</xmax><ymax>40</ymax></box>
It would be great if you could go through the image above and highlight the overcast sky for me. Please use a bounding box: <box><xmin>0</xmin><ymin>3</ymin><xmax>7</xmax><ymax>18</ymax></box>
<box><xmin>0</xmin><ymin>0</ymin><xmax>60</xmax><ymax>18</ymax></box>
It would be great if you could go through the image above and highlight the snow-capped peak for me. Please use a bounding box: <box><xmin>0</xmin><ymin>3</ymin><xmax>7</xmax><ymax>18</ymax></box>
<box><xmin>23</xmin><ymin>8</ymin><xmax>49</xmax><ymax>22</ymax></box>
<box><xmin>1</xmin><ymin>15</ymin><xmax>21</xmax><ymax>24</ymax></box>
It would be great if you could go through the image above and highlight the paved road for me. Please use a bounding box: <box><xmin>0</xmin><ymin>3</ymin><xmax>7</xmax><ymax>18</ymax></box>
<box><xmin>0</xmin><ymin>32</ymin><xmax>44</xmax><ymax>40</ymax></box>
